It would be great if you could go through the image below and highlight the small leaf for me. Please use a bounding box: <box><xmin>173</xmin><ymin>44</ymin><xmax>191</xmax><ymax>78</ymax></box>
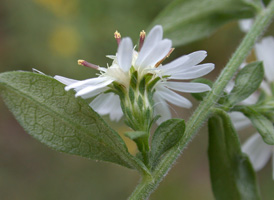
<box><xmin>208</xmin><ymin>109</ymin><xmax>261</xmax><ymax>200</ymax></box>
<box><xmin>0</xmin><ymin>71</ymin><xmax>148</xmax><ymax>173</ymax></box>
<box><xmin>150</xmin><ymin>0</ymin><xmax>258</xmax><ymax>46</ymax></box>
<box><xmin>191</xmin><ymin>78</ymin><xmax>213</xmax><ymax>101</ymax></box>
<box><xmin>150</xmin><ymin>119</ymin><xmax>185</xmax><ymax>168</ymax></box>
<box><xmin>125</xmin><ymin>131</ymin><xmax>146</xmax><ymax>140</ymax></box>
<box><xmin>242</xmin><ymin>107</ymin><xmax>274</xmax><ymax>145</ymax></box>
<box><xmin>228</xmin><ymin>61</ymin><xmax>264</xmax><ymax>105</ymax></box>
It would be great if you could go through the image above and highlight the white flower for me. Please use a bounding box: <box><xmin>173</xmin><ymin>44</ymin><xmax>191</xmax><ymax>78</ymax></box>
<box><xmin>230</xmin><ymin>36</ymin><xmax>274</xmax><ymax>178</ymax></box>
<box><xmin>55</xmin><ymin>25</ymin><xmax>214</xmax><ymax>124</ymax></box>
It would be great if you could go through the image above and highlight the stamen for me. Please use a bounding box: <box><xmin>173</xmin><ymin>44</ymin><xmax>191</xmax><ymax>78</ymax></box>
<box><xmin>155</xmin><ymin>48</ymin><xmax>175</xmax><ymax>68</ymax></box>
<box><xmin>114</xmin><ymin>30</ymin><xmax>121</xmax><ymax>45</ymax></box>
<box><xmin>139</xmin><ymin>30</ymin><xmax>146</xmax><ymax>51</ymax></box>
<box><xmin>78</xmin><ymin>59</ymin><xmax>99</xmax><ymax>70</ymax></box>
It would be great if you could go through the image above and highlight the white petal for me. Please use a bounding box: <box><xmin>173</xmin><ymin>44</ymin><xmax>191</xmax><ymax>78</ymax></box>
<box><xmin>159</xmin><ymin>50</ymin><xmax>207</xmax><ymax>73</ymax></box>
<box><xmin>174</xmin><ymin>63</ymin><xmax>214</xmax><ymax>73</ymax></box>
<box><xmin>33</xmin><ymin>68</ymin><xmax>46</xmax><ymax>75</ymax></box>
<box><xmin>80</xmin><ymin>87</ymin><xmax>107</xmax><ymax>99</ymax></box>
<box><xmin>90</xmin><ymin>93</ymin><xmax>123</xmax><ymax>121</ymax></box>
<box><xmin>229</xmin><ymin>111</ymin><xmax>251</xmax><ymax>131</ymax></box>
<box><xmin>159</xmin><ymin>55</ymin><xmax>189</xmax><ymax>71</ymax></box>
<box><xmin>108</xmin><ymin>95</ymin><xmax>124</xmax><ymax>121</ymax></box>
<box><xmin>54</xmin><ymin>75</ymin><xmax>78</xmax><ymax>86</ymax></box>
<box><xmin>225</xmin><ymin>81</ymin><xmax>235</xmax><ymax>93</ymax></box>
<box><xmin>75</xmin><ymin>79</ymin><xmax>113</xmax><ymax>97</ymax></box>
<box><xmin>65</xmin><ymin>77</ymin><xmax>108</xmax><ymax>91</ymax></box>
<box><xmin>238</xmin><ymin>19</ymin><xmax>253</xmax><ymax>33</ymax></box>
<box><xmin>90</xmin><ymin>93</ymin><xmax>114</xmax><ymax>115</ymax></box>
<box><xmin>139</xmin><ymin>39</ymin><xmax>172</xmax><ymax>68</ymax></box>
<box><xmin>242</xmin><ymin>133</ymin><xmax>272</xmax><ymax>171</ymax></box>
<box><xmin>164</xmin><ymin>82</ymin><xmax>211</xmax><ymax>93</ymax></box>
<box><xmin>169</xmin><ymin>63</ymin><xmax>214</xmax><ymax>79</ymax></box>
<box><xmin>181</xmin><ymin>51</ymin><xmax>207</xmax><ymax>67</ymax></box>
<box><xmin>240</xmin><ymin>92</ymin><xmax>258</xmax><ymax>105</ymax></box>
<box><xmin>153</xmin><ymin>92</ymin><xmax>171</xmax><ymax>124</ymax></box>
<box><xmin>255</xmin><ymin>36</ymin><xmax>274</xmax><ymax>82</ymax></box>
<box><xmin>117</xmin><ymin>37</ymin><xmax>133</xmax><ymax>72</ymax></box>
<box><xmin>135</xmin><ymin>25</ymin><xmax>163</xmax><ymax>66</ymax></box>
<box><xmin>157</xmin><ymin>85</ymin><xmax>192</xmax><ymax>108</ymax></box>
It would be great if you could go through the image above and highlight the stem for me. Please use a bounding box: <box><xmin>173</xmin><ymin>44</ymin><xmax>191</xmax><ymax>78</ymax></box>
<box><xmin>129</xmin><ymin>1</ymin><xmax>274</xmax><ymax>199</ymax></box>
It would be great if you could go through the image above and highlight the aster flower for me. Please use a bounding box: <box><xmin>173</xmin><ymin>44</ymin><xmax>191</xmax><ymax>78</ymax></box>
<box><xmin>55</xmin><ymin>25</ymin><xmax>214</xmax><ymax>129</ymax></box>
<box><xmin>230</xmin><ymin>36</ymin><xmax>274</xmax><ymax>178</ymax></box>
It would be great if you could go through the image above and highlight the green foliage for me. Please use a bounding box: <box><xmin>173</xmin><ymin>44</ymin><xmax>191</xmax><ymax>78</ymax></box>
<box><xmin>150</xmin><ymin>119</ymin><xmax>185</xmax><ymax>168</ymax></box>
<box><xmin>208</xmin><ymin>109</ymin><xmax>261</xmax><ymax>200</ymax></box>
<box><xmin>227</xmin><ymin>62</ymin><xmax>264</xmax><ymax>106</ymax></box>
<box><xmin>150</xmin><ymin>0</ymin><xmax>259</xmax><ymax>46</ymax></box>
<box><xmin>240</xmin><ymin>107</ymin><xmax>274</xmax><ymax>145</ymax></box>
<box><xmin>191</xmin><ymin>78</ymin><xmax>213</xmax><ymax>101</ymax></box>
<box><xmin>271</xmin><ymin>82</ymin><xmax>274</xmax><ymax>95</ymax></box>
<box><xmin>0</xmin><ymin>71</ymin><xmax>147</xmax><ymax>172</ymax></box>
<box><xmin>125</xmin><ymin>131</ymin><xmax>147</xmax><ymax>140</ymax></box>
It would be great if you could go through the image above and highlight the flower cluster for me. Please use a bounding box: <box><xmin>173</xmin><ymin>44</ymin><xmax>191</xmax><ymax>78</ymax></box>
<box><xmin>55</xmin><ymin>25</ymin><xmax>214</xmax><ymax>131</ymax></box>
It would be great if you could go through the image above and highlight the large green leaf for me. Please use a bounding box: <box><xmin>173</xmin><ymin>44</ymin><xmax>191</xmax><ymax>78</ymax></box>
<box><xmin>0</xmin><ymin>71</ymin><xmax>147</xmax><ymax>173</ymax></box>
<box><xmin>150</xmin><ymin>119</ymin><xmax>185</xmax><ymax>168</ymax></box>
<box><xmin>228</xmin><ymin>62</ymin><xmax>264</xmax><ymax>106</ymax></box>
<box><xmin>150</xmin><ymin>0</ymin><xmax>259</xmax><ymax>46</ymax></box>
<box><xmin>208</xmin><ymin>109</ymin><xmax>261</xmax><ymax>200</ymax></box>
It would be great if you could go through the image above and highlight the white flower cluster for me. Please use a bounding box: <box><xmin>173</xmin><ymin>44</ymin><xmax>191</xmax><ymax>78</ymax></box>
<box><xmin>55</xmin><ymin>25</ymin><xmax>214</xmax><ymax>124</ymax></box>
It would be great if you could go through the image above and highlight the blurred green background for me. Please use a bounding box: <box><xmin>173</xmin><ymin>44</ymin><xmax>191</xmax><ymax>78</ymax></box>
<box><xmin>0</xmin><ymin>0</ymin><xmax>274</xmax><ymax>199</ymax></box>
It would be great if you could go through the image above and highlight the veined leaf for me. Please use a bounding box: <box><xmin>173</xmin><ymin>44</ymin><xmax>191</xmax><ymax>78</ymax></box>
<box><xmin>150</xmin><ymin>0</ymin><xmax>259</xmax><ymax>46</ymax></box>
<box><xmin>228</xmin><ymin>62</ymin><xmax>264</xmax><ymax>106</ymax></box>
<box><xmin>0</xmin><ymin>71</ymin><xmax>148</xmax><ymax>173</ymax></box>
<box><xmin>150</xmin><ymin>119</ymin><xmax>185</xmax><ymax>168</ymax></box>
<box><xmin>208</xmin><ymin>109</ymin><xmax>261</xmax><ymax>200</ymax></box>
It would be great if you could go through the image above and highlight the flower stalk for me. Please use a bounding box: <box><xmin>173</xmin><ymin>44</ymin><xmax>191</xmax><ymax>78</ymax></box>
<box><xmin>129</xmin><ymin>1</ymin><xmax>274</xmax><ymax>199</ymax></box>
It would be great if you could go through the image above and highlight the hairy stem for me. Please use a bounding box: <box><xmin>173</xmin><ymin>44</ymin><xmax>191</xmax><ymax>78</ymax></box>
<box><xmin>129</xmin><ymin>1</ymin><xmax>274</xmax><ymax>199</ymax></box>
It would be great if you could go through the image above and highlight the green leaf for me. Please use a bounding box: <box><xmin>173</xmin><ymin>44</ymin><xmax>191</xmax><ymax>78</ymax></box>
<box><xmin>208</xmin><ymin>109</ymin><xmax>261</xmax><ymax>200</ymax></box>
<box><xmin>125</xmin><ymin>131</ymin><xmax>146</xmax><ymax>140</ymax></box>
<box><xmin>150</xmin><ymin>0</ymin><xmax>258</xmax><ymax>46</ymax></box>
<box><xmin>0</xmin><ymin>71</ymin><xmax>148</xmax><ymax>173</ymax></box>
<box><xmin>228</xmin><ymin>62</ymin><xmax>264</xmax><ymax>105</ymax></box>
<box><xmin>191</xmin><ymin>78</ymin><xmax>213</xmax><ymax>101</ymax></box>
<box><xmin>242</xmin><ymin>107</ymin><xmax>274</xmax><ymax>145</ymax></box>
<box><xmin>150</xmin><ymin>119</ymin><xmax>185</xmax><ymax>168</ymax></box>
